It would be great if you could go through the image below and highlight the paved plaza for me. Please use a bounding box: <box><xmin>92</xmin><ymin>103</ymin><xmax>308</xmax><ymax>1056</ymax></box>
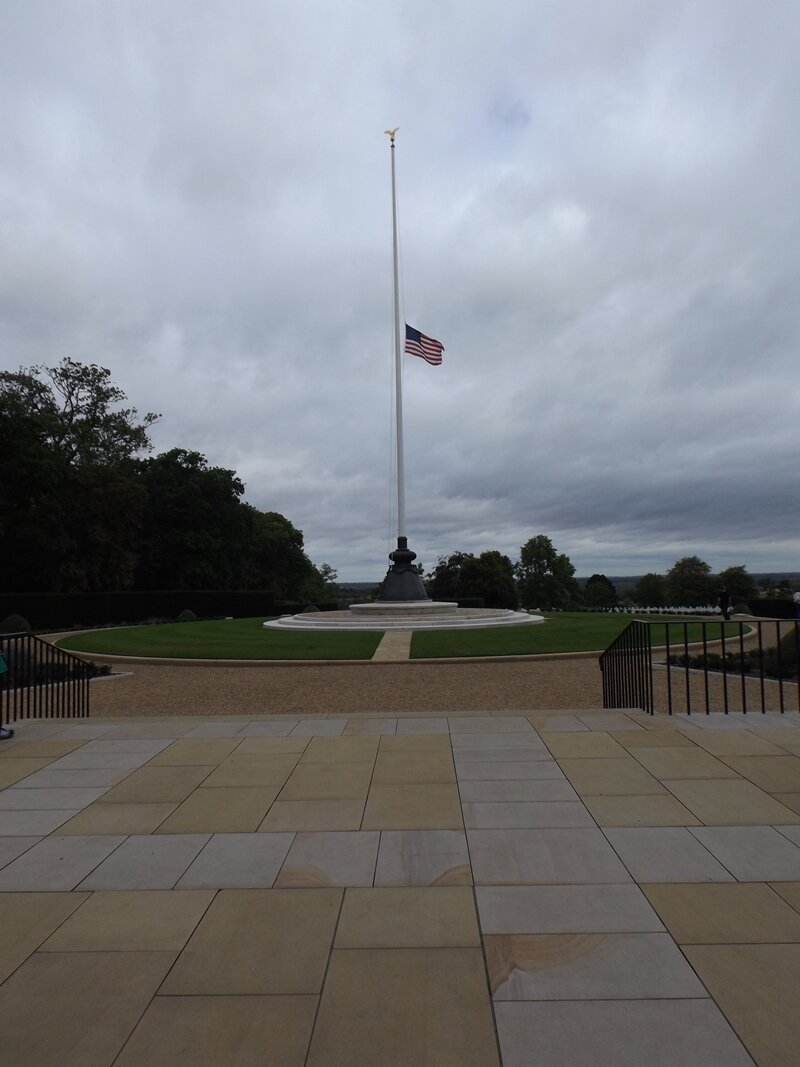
<box><xmin>2</xmin><ymin>708</ymin><xmax>800</xmax><ymax>1064</ymax></box>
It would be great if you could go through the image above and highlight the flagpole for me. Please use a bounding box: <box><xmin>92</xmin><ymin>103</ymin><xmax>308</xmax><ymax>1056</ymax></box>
<box><xmin>377</xmin><ymin>128</ymin><xmax>430</xmax><ymax>603</ymax></box>
<box><xmin>387</xmin><ymin>128</ymin><xmax>405</xmax><ymax>539</ymax></box>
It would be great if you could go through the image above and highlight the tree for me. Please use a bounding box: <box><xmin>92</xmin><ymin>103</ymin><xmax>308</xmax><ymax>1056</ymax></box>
<box><xmin>584</xmin><ymin>573</ymin><xmax>617</xmax><ymax>608</ymax></box>
<box><xmin>458</xmin><ymin>551</ymin><xmax>518</xmax><ymax>609</ymax></box>
<box><xmin>717</xmin><ymin>565</ymin><xmax>757</xmax><ymax>606</ymax></box>
<box><xmin>425</xmin><ymin>552</ymin><xmax>473</xmax><ymax>600</ymax></box>
<box><xmin>633</xmin><ymin>573</ymin><xmax>668</xmax><ymax>607</ymax></box>
<box><xmin>244</xmin><ymin>509</ymin><xmax>323</xmax><ymax>601</ymax></box>
<box><xmin>666</xmin><ymin>556</ymin><xmax>715</xmax><ymax>607</ymax></box>
<box><xmin>0</xmin><ymin>359</ymin><xmax>158</xmax><ymax>465</ymax></box>
<box><xmin>0</xmin><ymin>359</ymin><xmax>156</xmax><ymax>592</ymax></box>
<box><xmin>516</xmin><ymin>534</ymin><xmax>579</xmax><ymax>610</ymax></box>
<box><xmin>0</xmin><ymin>358</ymin><xmax>329</xmax><ymax>602</ymax></box>
<box><xmin>134</xmin><ymin>449</ymin><xmax>250</xmax><ymax>590</ymax></box>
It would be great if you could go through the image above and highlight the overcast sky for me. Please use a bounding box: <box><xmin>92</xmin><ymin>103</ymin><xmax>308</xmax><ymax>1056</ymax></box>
<box><xmin>2</xmin><ymin>1</ymin><xmax>799</xmax><ymax>581</ymax></box>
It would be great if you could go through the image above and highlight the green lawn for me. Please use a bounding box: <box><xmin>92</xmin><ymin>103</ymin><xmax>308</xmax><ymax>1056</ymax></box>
<box><xmin>410</xmin><ymin>614</ymin><xmax>743</xmax><ymax>659</ymax></box>
<box><xmin>57</xmin><ymin>617</ymin><xmax>383</xmax><ymax>661</ymax></box>
<box><xmin>56</xmin><ymin>612</ymin><xmax>744</xmax><ymax>662</ymax></box>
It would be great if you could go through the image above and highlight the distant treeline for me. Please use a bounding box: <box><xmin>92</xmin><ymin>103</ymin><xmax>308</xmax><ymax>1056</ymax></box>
<box><xmin>424</xmin><ymin>542</ymin><xmax>796</xmax><ymax>613</ymax></box>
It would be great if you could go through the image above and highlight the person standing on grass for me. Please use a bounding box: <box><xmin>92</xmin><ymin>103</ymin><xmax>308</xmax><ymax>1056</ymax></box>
<box><xmin>718</xmin><ymin>588</ymin><xmax>732</xmax><ymax>621</ymax></box>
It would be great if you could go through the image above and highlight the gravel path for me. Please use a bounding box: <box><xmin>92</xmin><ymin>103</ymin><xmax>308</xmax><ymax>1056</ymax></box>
<box><xmin>88</xmin><ymin>656</ymin><xmax>605</xmax><ymax>717</ymax></box>
<box><xmin>62</xmin><ymin>618</ymin><xmax>798</xmax><ymax>719</ymax></box>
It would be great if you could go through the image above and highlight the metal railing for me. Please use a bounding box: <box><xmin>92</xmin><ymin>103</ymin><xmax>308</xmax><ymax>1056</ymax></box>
<box><xmin>1</xmin><ymin>632</ymin><xmax>91</xmax><ymax>730</ymax></box>
<box><xmin>600</xmin><ymin>618</ymin><xmax>800</xmax><ymax>715</ymax></box>
<box><xmin>600</xmin><ymin>620</ymin><xmax>655</xmax><ymax>713</ymax></box>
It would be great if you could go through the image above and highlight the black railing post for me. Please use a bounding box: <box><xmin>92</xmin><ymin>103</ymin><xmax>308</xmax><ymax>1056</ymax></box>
<box><xmin>0</xmin><ymin>632</ymin><xmax>90</xmax><ymax>728</ymax></box>
<box><xmin>738</xmin><ymin>622</ymin><xmax>747</xmax><ymax>715</ymax></box>
<box><xmin>757</xmin><ymin>623</ymin><xmax>766</xmax><ymax>713</ymax></box>
<box><xmin>601</xmin><ymin>617</ymin><xmax>798</xmax><ymax>720</ymax></box>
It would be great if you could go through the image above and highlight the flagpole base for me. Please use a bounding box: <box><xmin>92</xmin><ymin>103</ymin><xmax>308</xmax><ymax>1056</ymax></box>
<box><xmin>377</xmin><ymin>537</ymin><xmax>430</xmax><ymax>602</ymax></box>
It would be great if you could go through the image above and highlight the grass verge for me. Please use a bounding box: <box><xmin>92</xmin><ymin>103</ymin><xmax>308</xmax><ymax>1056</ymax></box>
<box><xmin>410</xmin><ymin>614</ymin><xmax>743</xmax><ymax>658</ymax></box>
<box><xmin>57</xmin><ymin>617</ymin><xmax>383</xmax><ymax>661</ymax></box>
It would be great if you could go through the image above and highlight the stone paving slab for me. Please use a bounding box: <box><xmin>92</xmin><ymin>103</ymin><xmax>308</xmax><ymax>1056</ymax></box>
<box><xmin>2</xmin><ymin>707</ymin><xmax>800</xmax><ymax>1064</ymax></box>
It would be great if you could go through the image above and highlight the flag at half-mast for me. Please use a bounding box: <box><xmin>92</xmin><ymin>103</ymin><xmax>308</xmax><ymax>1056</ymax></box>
<box><xmin>404</xmin><ymin>324</ymin><xmax>444</xmax><ymax>366</ymax></box>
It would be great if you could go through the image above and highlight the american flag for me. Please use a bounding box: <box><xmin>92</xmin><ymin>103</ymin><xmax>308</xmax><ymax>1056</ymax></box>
<box><xmin>404</xmin><ymin>324</ymin><xmax>444</xmax><ymax>365</ymax></box>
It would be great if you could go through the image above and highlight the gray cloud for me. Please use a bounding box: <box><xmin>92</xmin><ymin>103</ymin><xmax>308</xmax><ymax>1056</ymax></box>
<box><xmin>2</xmin><ymin>1</ymin><xmax>798</xmax><ymax>581</ymax></box>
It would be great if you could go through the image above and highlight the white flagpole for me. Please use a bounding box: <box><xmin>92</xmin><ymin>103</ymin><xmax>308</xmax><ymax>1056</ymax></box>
<box><xmin>386</xmin><ymin>128</ymin><xmax>405</xmax><ymax>540</ymax></box>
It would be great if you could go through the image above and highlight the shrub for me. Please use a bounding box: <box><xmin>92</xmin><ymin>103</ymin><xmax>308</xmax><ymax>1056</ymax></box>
<box><xmin>301</xmin><ymin>604</ymin><xmax>320</xmax><ymax>614</ymax></box>
<box><xmin>85</xmin><ymin>661</ymin><xmax>112</xmax><ymax>678</ymax></box>
<box><xmin>668</xmin><ymin>628</ymin><xmax>798</xmax><ymax>680</ymax></box>
<box><xmin>0</xmin><ymin>614</ymin><xmax>32</xmax><ymax>634</ymax></box>
<box><xmin>733</xmin><ymin>603</ymin><xmax>752</xmax><ymax>616</ymax></box>
<box><xmin>176</xmin><ymin>609</ymin><xmax>197</xmax><ymax>623</ymax></box>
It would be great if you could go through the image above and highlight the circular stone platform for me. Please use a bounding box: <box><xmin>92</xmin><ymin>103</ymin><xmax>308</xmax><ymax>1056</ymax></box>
<box><xmin>263</xmin><ymin>601</ymin><xmax>545</xmax><ymax>631</ymax></box>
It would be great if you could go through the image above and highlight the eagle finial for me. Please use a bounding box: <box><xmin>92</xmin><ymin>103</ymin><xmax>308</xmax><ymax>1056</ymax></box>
<box><xmin>384</xmin><ymin>128</ymin><xmax>399</xmax><ymax>143</ymax></box>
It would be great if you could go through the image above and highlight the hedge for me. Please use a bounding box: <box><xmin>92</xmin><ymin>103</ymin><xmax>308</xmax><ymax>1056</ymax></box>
<box><xmin>749</xmin><ymin>598</ymin><xmax>796</xmax><ymax>619</ymax></box>
<box><xmin>0</xmin><ymin>592</ymin><xmax>338</xmax><ymax>631</ymax></box>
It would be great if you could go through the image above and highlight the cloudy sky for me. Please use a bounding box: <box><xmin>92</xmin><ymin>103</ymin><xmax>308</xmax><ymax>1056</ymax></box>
<box><xmin>2</xmin><ymin>1</ymin><xmax>799</xmax><ymax>581</ymax></box>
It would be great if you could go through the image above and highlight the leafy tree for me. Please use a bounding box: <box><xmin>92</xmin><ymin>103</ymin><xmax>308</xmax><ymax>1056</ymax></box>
<box><xmin>716</xmin><ymin>565</ymin><xmax>757</xmax><ymax>606</ymax></box>
<box><xmin>0</xmin><ymin>359</ymin><xmax>158</xmax><ymax>465</ymax></box>
<box><xmin>135</xmin><ymin>449</ymin><xmax>253</xmax><ymax>590</ymax></box>
<box><xmin>584</xmin><ymin>573</ymin><xmax>617</xmax><ymax>608</ymax></box>
<box><xmin>458</xmin><ymin>551</ymin><xmax>518</xmax><ymax>609</ymax></box>
<box><xmin>1</xmin><ymin>359</ymin><xmax>328</xmax><ymax>601</ymax></box>
<box><xmin>633</xmin><ymin>572</ymin><xmax>668</xmax><ymax>607</ymax></box>
<box><xmin>315</xmin><ymin>563</ymin><xmax>338</xmax><ymax>598</ymax></box>
<box><xmin>666</xmin><ymin>556</ymin><xmax>715</xmax><ymax>607</ymax></box>
<box><xmin>0</xmin><ymin>359</ymin><xmax>156</xmax><ymax>592</ymax></box>
<box><xmin>516</xmin><ymin>534</ymin><xmax>579</xmax><ymax>610</ymax></box>
<box><xmin>253</xmin><ymin>512</ymin><xmax>328</xmax><ymax>602</ymax></box>
<box><xmin>425</xmin><ymin>552</ymin><xmax>474</xmax><ymax>600</ymax></box>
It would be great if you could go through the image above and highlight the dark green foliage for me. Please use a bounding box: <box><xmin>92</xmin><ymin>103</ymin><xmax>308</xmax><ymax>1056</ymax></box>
<box><xmin>584</xmin><ymin>574</ymin><xmax>617</xmax><ymax>608</ymax></box>
<box><xmin>425</xmin><ymin>552</ymin><xmax>473</xmax><ymax>600</ymax></box>
<box><xmin>632</xmin><ymin>573</ymin><xmax>668</xmax><ymax>606</ymax></box>
<box><xmin>458</xmin><ymin>551</ymin><xmax>518</xmax><ymax>609</ymax></box>
<box><xmin>425</xmin><ymin>551</ymin><xmax>516</xmax><ymax>609</ymax></box>
<box><xmin>85</xmin><ymin>661</ymin><xmax>112</xmax><ymax>677</ymax></box>
<box><xmin>0</xmin><ymin>360</ymin><xmax>155</xmax><ymax>593</ymax></box>
<box><xmin>177</xmin><ymin>609</ymin><xmax>198</xmax><ymax>622</ymax></box>
<box><xmin>717</xmin><ymin>566</ymin><xmax>757</xmax><ymax>606</ymax></box>
<box><xmin>666</xmin><ymin>556</ymin><xmax>715</xmax><ymax>606</ymax></box>
<box><xmin>670</xmin><ymin>627</ymin><xmax>797</xmax><ymax>679</ymax></box>
<box><xmin>0</xmin><ymin>361</ymin><xmax>325</xmax><ymax>603</ymax></box>
<box><xmin>749</xmin><ymin>599</ymin><xmax>796</xmax><ymax>619</ymax></box>
<box><xmin>0</xmin><ymin>614</ymin><xmax>31</xmax><ymax>633</ymax></box>
<box><xmin>516</xmin><ymin>535</ymin><xmax>579</xmax><ymax>610</ymax></box>
<box><xmin>732</xmin><ymin>604</ymin><xmax>752</xmax><ymax>615</ymax></box>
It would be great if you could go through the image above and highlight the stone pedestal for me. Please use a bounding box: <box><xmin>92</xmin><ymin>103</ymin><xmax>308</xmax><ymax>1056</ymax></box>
<box><xmin>377</xmin><ymin>536</ymin><xmax>429</xmax><ymax>602</ymax></box>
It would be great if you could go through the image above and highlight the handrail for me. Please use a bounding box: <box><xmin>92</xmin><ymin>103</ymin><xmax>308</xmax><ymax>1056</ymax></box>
<box><xmin>1</xmin><ymin>631</ymin><xmax>91</xmax><ymax>732</ymax></box>
<box><xmin>600</xmin><ymin>620</ymin><xmax>654</xmax><ymax>714</ymax></box>
<box><xmin>599</xmin><ymin>618</ymin><xmax>799</xmax><ymax>715</ymax></box>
